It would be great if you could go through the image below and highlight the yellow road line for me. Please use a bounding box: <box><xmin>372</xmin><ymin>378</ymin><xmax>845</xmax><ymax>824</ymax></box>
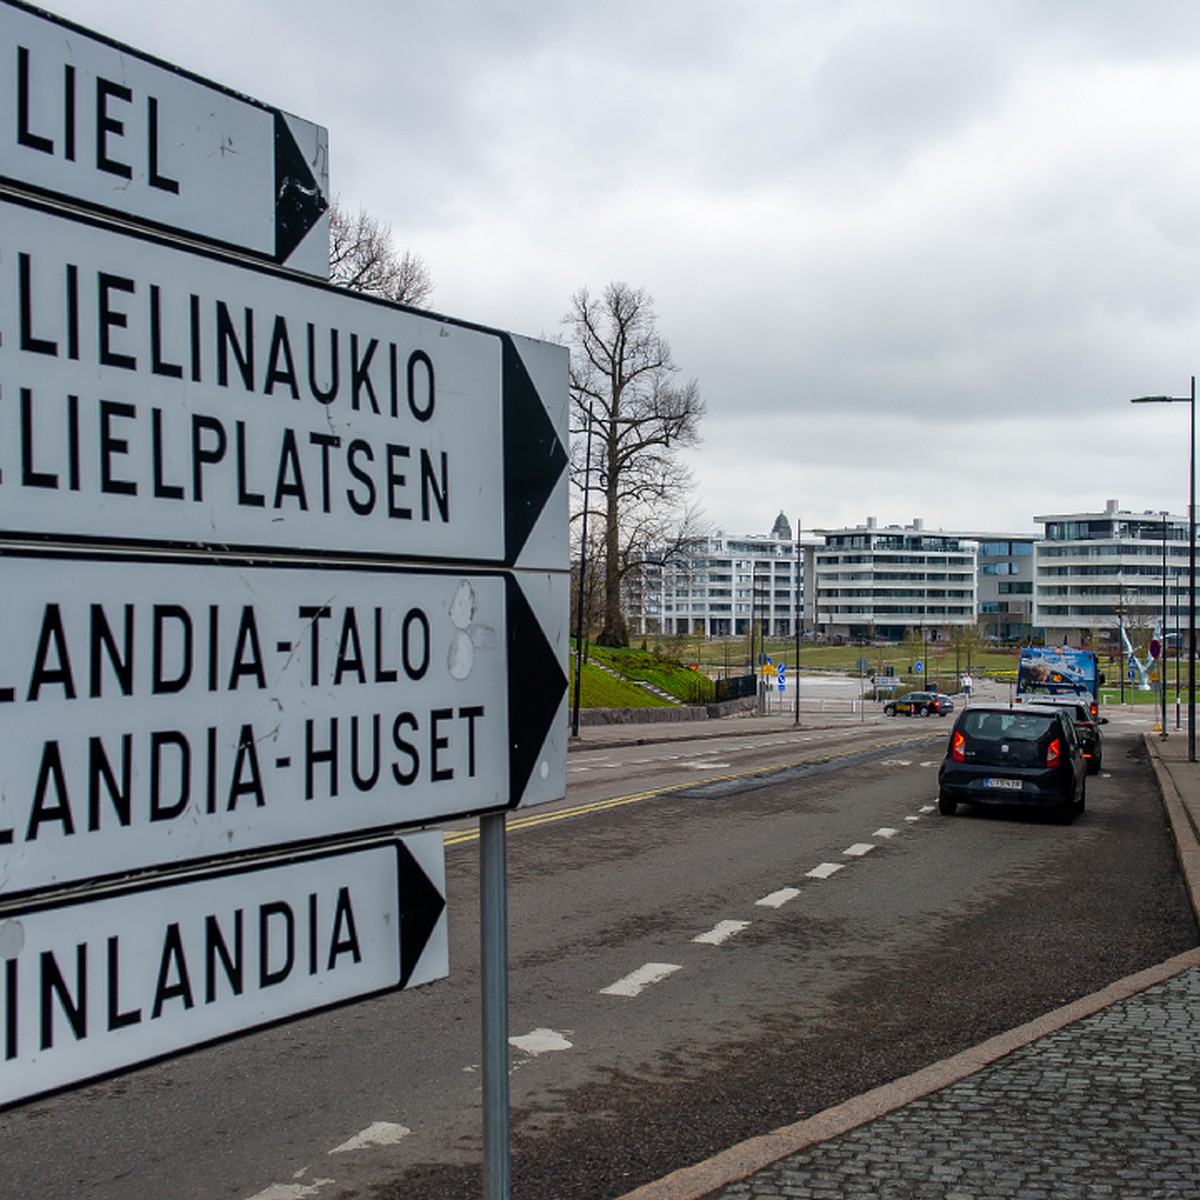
<box><xmin>442</xmin><ymin>733</ymin><xmax>938</xmax><ymax>847</ymax></box>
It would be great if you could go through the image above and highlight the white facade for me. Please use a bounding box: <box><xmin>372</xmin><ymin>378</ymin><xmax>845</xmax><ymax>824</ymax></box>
<box><xmin>622</xmin><ymin>501</ymin><xmax>1197</xmax><ymax>648</ymax></box>
<box><xmin>628</xmin><ymin>530</ymin><xmax>813</xmax><ymax>638</ymax></box>
<box><xmin>814</xmin><ymin>518</ymin><xmax>978</xmax><ymax>640</ymax></box>
<box><xmin>1034</xmin><ymin>500</ymin><xmax>1193</xmax><ymax>645</ymax></box>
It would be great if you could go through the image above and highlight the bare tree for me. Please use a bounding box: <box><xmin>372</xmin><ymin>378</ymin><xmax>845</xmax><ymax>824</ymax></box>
<box><xmin>328</xmin><ymin>199</ymin><xmax>434</xmax><ymax>307</ymax></box>
<box><xmin>565</xmin><ymin>282</ymin><xmax>706</xmax><ymax>647</ymax></box>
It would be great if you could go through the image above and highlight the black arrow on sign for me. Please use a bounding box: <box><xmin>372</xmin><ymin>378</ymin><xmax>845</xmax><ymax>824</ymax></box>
<box><xmin>506</xmin><ymin>573</ymin><xmax>567</xmax><ymax>806</ymax></box>
<box><xmin>396</xmin><ymin>840</ymin><xmax>447</xmax><ymax>989</ymax></box>
<box><xmin>274</xmin><ymin>112</ymin><xmax>329</xmax><ymax>266</ymax></box>
<box><xmin>502</xmin><ymin>335</ymin><xmax>568</xmax><ymax>567</ymax></box>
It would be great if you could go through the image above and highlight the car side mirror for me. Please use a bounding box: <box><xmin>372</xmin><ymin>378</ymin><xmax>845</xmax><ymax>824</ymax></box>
<box><xmin>1098</xmin><ymin>717</ymin><xmax>1109</xmax><ymax>725</ymax></box>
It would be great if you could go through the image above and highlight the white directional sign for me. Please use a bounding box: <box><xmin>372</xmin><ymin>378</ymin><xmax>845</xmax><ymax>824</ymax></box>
<box><xmin>0</xmin><ymin>552</ymin><xmax>567</xmax><ymax>898</ymax></box>
<box><xmin>0</xmin><ymin>836</ymin><xmax>448</xmax><ymax>1108</ymax></box>
<box><xmin>0</xmin><ymin>2</ymin><xmax>569</xmax><ymax>1117</ymax></box>
<box><xmin>0</xmin><ymin>194</ymin><xmax>569</xmax><ymax>572</ymax></box>
<box><xmin>0</xmin><ymin>0</ymin><xmax>330</xmax><ymax>275</ymax></box>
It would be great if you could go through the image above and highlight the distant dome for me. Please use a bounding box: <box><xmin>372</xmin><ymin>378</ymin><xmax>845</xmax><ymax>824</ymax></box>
<box><xmin>770</xmin><ymin>512</ymin><xmax>793</xmax><ymax>540</ymax></box>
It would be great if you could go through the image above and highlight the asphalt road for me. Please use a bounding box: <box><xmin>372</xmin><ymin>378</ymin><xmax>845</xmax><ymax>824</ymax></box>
<box><xmin>0</xmin><ymin>717</ymin><xmax>1194</xmax><ymax>1200</ymax></box>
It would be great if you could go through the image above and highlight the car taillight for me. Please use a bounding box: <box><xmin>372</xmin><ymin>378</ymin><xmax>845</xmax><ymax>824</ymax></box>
<box><xmin>1089</xmin><ymin>701</ymin><xmax>1098</xmax><ymax>719</ymax></box>
<box><xmin>1046</xmin><ymin>737</ymin><xmax>1061</xmax><ymax>768</ymax></box>
<box><xmin>951</xmin><ymin>731</ymin><xmax>966</xmax><ymax>762</ymax></box>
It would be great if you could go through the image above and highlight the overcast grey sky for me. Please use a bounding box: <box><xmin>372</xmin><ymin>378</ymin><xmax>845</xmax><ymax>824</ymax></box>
<box><xmin>45</xmin><ymin>0</ymin><xmax>1200</xmax><ymax>536</ymax></box>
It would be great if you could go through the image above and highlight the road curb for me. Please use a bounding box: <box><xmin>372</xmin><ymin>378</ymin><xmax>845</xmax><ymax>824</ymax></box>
<box><xmin>1144</xmin><ymin>733</ymin><xmax>1200</xmax><ymax>929</ymax></box>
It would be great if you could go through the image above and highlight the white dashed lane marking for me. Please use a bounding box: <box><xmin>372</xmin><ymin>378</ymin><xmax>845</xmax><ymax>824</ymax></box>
<box><xmin>330</xmin><ymin>1122</ymin><xmax>412</xmax><ymax>1153</ymax></box>
<box><xmin>757</xmin><ymin>887</ymin><xmax>801</xmax><ymax>908</ymax></box>
<box><xmin>509</xmin><ymin>1028</ymin><xmax>573</xmax><ymax>1055</ymax></box>
<box><xmin>806</xmin><ymin>862</ymin><xmax>845</xmax><ymax>879</ymax></box>
<box><xmin>874</xmin><ymin>827</ymin><xmax>899</xmax><ymax>838</ymax></box>
<box><xmin>244</xmin><ymin>1179</ymin><xmax>334</xmax><ymax>1200</ymax></box>
<box><xmin>843</xmin><ymin>843</ymin><xmax>875</xmax><ymax>857</ymax></box>
<box><xmin>693</xmin><ymin>920</ymin><xmax>751</xmax><ymax>945</ymax></box>
<box><xmin>600</xmin><ymin>963</ymin><xmax>683</xmax><ymax>997</ymax></box>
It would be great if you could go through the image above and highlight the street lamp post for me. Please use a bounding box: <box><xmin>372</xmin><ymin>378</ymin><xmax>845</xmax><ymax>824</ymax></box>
<box><xmin>1171</xmin><ymin>564</ymin><xmax>1180</xmax><ymax>729</ymax></box>
<box><xmin>1131</xmin><ymin>378</ymin><xmax>1196</xmax><ymax>762</ymax></box>
<box><xmin>794</xmin><ymin>515</ymin><xmax>802</xmax><ymax>726</ymax></box>
<box><xmin>1118</xmin><ymin>597</ymin><xmax>1126</xmax><ymax>706</ymax></box>
<box><xmin>570</xmin><ymin>403</ymin><xmax>595</xmax><ymax>739</ymax></box>
<box><xmin>1161</xmin><ymin>511</ymin><xmax>1169</xmax><ymax>741</ymax></box>
<box><xmin>1176</xmin><ymin>571</ymin><xmax>1183</xmax><ymax>730</ymax></box>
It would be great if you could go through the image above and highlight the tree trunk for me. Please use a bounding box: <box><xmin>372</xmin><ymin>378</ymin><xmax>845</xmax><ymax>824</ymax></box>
<box><xmin>597</xmin><ymin>431</ymin><xmax>627</xmax><ymax>647</ymax></box>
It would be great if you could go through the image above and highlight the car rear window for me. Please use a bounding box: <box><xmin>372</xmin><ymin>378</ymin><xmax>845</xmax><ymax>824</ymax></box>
<box><xmin>962</xmin><ymin>711</ymin><xmax>1053</xmax><ymax>742</ymax></box>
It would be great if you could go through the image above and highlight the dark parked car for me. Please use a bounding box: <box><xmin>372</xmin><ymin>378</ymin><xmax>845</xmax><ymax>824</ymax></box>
<box><xmin>884</xmin><ymin>690</ymin><xmax>953</xmax><ymax>717</ymax></box>
<box><xmin>937</xmin><ymin>703</ymin><xmax>1087</xmax><ymax>821</ymax></box>
<box><xmin>1016</xmin><ymin>695</ymin><xmax>1105</xmax><ymax>774</ymax></box>
<box><xmin>1055</xmin><ymin>698</ymin><xmax>1104</xmax><ymax>774</ymax></box>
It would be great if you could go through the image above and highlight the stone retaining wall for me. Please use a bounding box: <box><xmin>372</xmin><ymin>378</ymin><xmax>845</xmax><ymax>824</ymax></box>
<box><xmin>574</xmin><ymin>697</ymin><xmax>756</xmax><ymax>726</ymax></box>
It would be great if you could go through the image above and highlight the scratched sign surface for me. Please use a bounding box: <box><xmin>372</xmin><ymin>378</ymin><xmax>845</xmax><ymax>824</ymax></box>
<box><xmin>0</xmin><ymin>554</ymin><xmax>510</xmax><ymax>897</ymax></box>
<box><xmin>0</xmin><ymin>0</ymin><xmax>330</xmax><ymax>272</ymax></box>
<box><xmin>0</xmin><ymin>194</ymin><xmax>517</xmax><ymax>564</ymax></box>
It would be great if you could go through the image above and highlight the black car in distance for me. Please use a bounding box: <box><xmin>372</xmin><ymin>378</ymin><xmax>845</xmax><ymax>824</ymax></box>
<box><xmin>937</xmin><ymin>703</ymin><xmax>1087</xmax><ymax>822</ymax></box>
<box><xmin>883</xmin><ymin>690</ymin><xmax>954</xmax><ymax>717</ymax></box>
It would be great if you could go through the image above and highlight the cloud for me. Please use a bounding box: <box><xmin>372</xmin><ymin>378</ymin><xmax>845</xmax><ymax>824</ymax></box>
<box><xmin>41</xmin><ymin>0</ymin><xmax>1200</xmax><ymax>534</ymax></box>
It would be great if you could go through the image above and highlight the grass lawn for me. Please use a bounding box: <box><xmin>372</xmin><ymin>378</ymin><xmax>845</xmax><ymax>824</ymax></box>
<box><xmin>568</xmin><ymin>635</ymin><xmax>1175</xmax><ymax>710</ymax></box>
<box><xmin>567</xmin><ymin>658</ymin><xmax>676</xmax><ymax>709</ymax></box>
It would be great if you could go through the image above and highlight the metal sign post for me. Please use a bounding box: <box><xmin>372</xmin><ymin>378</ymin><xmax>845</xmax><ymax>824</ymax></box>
<box><xmin>480</xmin><ymin>812</ymin><xmax>511</xmax><ymax>1200</ymax></box>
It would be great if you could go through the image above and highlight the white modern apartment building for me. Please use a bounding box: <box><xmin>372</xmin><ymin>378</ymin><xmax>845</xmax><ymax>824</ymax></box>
<box><xmin>813</xmin><ymin>518</ymin><xmax>978</xmax><ymax>641</ymax></box>
<box><xmin>1034</xmin><ymin>500</ymin><xmax>1193</xmax><ymax>646</ymax></box>
<box><xmin>622</xmin><ymin>501</ymin><xmax>1196</xmax><ymax>648</ymax></box>
<box><xmin>627</xmin><ymin>514</ymin><xmax>814</xmax><ymax>638</ymax></box>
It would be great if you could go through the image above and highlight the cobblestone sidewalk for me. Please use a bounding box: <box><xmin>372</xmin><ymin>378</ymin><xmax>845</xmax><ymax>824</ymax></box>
<box><xmin>707</xmin><ymin>965</ymin><xmax>1200</xmax><ymax>1200</ymax></box>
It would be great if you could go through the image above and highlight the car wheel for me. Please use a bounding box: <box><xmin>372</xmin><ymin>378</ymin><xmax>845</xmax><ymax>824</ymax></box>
<box><xmin>938</xmin><ymin>793</ymin><xmax>958</xmax><ymax>816</ymax></box>
<box><xmin>1087</xmin><ymin>754</ymin><xmax>1101</xmax><ymax>775</ymax></box>
<box><xmin>919</xmin><ymin>706</ymin><xmax>931</xmax><ymax>717</ymax></box>
<box><xmin>1075</xmin><ymin>778</ymin><xmax>1087</xmax><ymax>816</ymax></box>
<box><xmin>1056</xmin><ymin>784</ymin><xmax>1080</xmax><ymax>824</ymax></box>
<box><xmin>884</xmin><ymin>705</ymin><xmax>896</xmax><ymax>716</ymax></box>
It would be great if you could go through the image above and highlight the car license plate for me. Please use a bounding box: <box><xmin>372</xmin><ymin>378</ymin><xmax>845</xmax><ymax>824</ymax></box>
<box><xmin>983</xmin><ymin>777</ymin><xmax>1023</xmax><ymax>791</ymax></box>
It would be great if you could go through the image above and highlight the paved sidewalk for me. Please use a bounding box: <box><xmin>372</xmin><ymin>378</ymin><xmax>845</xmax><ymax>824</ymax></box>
<box><xmin>619</xmin><ymin>733</ymin><xmax>1200</xmax><ymax>1200</ymax></box>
